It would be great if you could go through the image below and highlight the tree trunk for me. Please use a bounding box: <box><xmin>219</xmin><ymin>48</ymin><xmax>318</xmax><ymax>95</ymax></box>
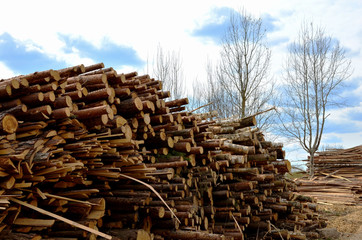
<box><xmin>309</xmin><ymin>153</ymin><xmax>315</xmax><ymax>178</ymax></box>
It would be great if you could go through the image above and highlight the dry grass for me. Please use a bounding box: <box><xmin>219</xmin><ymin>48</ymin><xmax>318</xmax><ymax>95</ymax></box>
<box><xmin>319</xmin><ymin>204</ymin><xmax>362</xmax><ymax>234</ymax></box>
<box><xmin>317</xmin><ymin>203</ymin><xmax>362</xmax><ymax>239</ymax></box>
<box><xmin>286</xmin><ymin>171</ymin><xmax>307</xmax><ymax>179</ymax></box>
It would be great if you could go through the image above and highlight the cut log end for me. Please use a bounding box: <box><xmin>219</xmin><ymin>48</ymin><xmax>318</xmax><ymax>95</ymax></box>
<box><xmin>134</xmin><ymin>97</ymin><xmax>144</xmax><ymax>111</ymax></box>
<box><xmin>1</xmin><ymin>114</ymin><xmax>18</xmax><ymax>133</ymax></box>
<box><xmin>10</xmin><ymin>79</ymin><xmax>20</xmax><ymax>89</ymax></box>
<box><xmin>167</xmin><ymin>137</ymin><xmax>174</xmax><ymax>148</ymax></box>
<box><xmin>5</xmin><ymin>84</ymin><xmax>12</xmax><ymax>96</ymax></box>
<box><xmin>50</xmin><ymin>69</ymin><xmax>61</xmax><ymax>81</ymax></box>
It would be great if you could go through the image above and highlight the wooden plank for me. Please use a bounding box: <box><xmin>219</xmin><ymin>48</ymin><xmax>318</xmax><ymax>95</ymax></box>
<box><xmin>9</xmin><ymin>198</ymin><xmax>112</xmax><ymax>240</ymax></box>
<box><xmin>14</xmin><ymin>218</ymin><xmax>55</xmax><ymax>227</ymax></box>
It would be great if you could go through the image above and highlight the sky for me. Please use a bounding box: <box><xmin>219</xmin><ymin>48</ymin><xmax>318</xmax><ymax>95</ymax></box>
<box><xmin>1</xmin><ymin>0</ymin><xmax>362</xmax><ymax>167</ymax></box>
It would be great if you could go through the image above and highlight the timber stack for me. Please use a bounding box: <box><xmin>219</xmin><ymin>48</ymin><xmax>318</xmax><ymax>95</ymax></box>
<box><xmin>295</xmin><ymin>145</ymin><xmax>362</xmax><ymax>205</ymax></box>
<box><xmin>0</xmin><ymin>63</ymin><xmax>326</xmax><ymax>240</ymax></box>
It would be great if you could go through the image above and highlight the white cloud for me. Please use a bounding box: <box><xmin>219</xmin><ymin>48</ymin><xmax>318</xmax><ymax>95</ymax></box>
<box><xmin>351</xmin><ymin>81</ymin><xmax>362</xmax><ymax>98</ymax></box>
<box><xmin>0</xmin><ymin>62</ymin><xmax>17</xmax><ymax>78</ymax></box>
<box><xmin>115</xmin><ymin>65</ymin><xmax>139</xmax><ymax>75</ymax></box>
<box><xmin>2</xmin><ymin>1</ymin><xmax>361</xmax><ymax>81</ymax></box>
<box><xmin>1</xmin><ymin>0</ymin><xmax>362</xmax><ymax>166</ymax></box>
<box><xmin>324</xmin><ymin>131</ymin><xmax>362</xmax><ymax>148</ymax></box>
<box><xmin>327</xmin><ymin>102</ymin><xmax>362</xmax><ymax>125</ymax></box>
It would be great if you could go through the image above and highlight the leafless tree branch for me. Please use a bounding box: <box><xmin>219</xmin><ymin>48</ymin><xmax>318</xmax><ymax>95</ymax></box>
<box><xmin>210</xmin><ymin>9</ymin><xmax>276</xmax><ymax>131</ymax></box>
<box><xmin>153</xmin><ymin>44</ymin><xmax>185</xmax><ymax>100</ymax></box>
<box><xmin>278</xmin><ymin>22</ymin><xmax>352</xmax><ymax>177</ymax></box>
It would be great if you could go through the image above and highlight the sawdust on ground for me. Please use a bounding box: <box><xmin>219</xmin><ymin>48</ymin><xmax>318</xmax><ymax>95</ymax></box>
<box><xmin>318</xmin><ymin>204</ymin><xmax>362</xmax><ymax>239</ymax></box>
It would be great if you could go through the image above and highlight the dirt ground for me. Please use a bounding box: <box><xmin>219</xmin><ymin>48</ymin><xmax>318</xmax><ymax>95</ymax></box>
<box><xmin>318</xmin><ymin>204</ymin><xmax>362</xmax><ymax>240</ymax></box>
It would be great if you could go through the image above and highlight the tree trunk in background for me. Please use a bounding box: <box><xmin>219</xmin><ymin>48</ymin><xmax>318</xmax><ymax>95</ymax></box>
<box><xmin>309</xmin><ymin>153</ymin><xmax>315</xmax><ymax>178</ymax></box>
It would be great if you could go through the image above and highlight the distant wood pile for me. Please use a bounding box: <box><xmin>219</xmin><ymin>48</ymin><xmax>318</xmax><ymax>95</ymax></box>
<box><xmin>0</xmin><ymin>63</ymin><xmax>326</xmax><ymax>240</ymax></box>
<box><xmin>296</xmin><ymin>145</ymin><xmax>362</xmax><ymax>205</ymax></box>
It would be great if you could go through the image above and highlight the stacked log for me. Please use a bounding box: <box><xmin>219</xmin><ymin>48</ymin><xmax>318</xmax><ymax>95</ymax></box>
<box><xmin>0</xmin><ymin>63</ymin><xmax>326</xmax><ymax>240</ymax></box>
<box><xmin>179</xmin><ymin>116</ymin><xmax>326</xmax><ymax>240</ymax></box>
<box><xmin>295</xmin><ymin>146</ymin><xmax>362</xmax><ymax>205</ymax></box>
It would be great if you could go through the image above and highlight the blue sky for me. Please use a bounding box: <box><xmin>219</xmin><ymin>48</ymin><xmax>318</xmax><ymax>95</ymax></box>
<box><xmin>1</xmin><ymin>0</ymin><xmax>362</xmax><ymax>164</ymax></box>
<box><xmin>59</xmin><ymin>34</ymin><xmax>144</xmax><ymax>69</ymax></box>
<box><xmin>0</xmin><ymin>32</ymin><xmax>65</xmax><ymax>73</ymax></box>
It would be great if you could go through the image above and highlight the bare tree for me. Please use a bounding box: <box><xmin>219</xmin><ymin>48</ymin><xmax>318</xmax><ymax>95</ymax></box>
<box><xmin>209</xmin><ymin>10</ymin><xmax>275</xmax><ymax>131</ymax></box>
<box><xmin>153</xmin><ymin>44</ymin><xmax>185</xmax><ymax>100</ymax></box>
<box><xmin>215</xmin><ymin>9</ymin><xmax>275</xmax><ymax>129</ymax></box>
<box><xmin>206</xmin><ymin>60</ymin><xmax>235</xmax><ymax>118</ymax></box>
<box><xmin>278</xmin><ymin>22</ymin><xmax>352</xmax><ymax>177</ymax></box>
<box><xmin>188</xmin><ymin>59</ymin><xmax>235</xmax><ymax>117</ymax></box>
<box><xmin>188</xmin><ymin>77</ymin><xmax>207</xmax><ymax>112</ymax></box>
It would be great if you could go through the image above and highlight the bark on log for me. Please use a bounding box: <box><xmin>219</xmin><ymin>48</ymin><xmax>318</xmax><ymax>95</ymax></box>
<box><xmin>74</xmin><ymin>105</ymin><xmax>112</xmax><ymax>120</ymax></box>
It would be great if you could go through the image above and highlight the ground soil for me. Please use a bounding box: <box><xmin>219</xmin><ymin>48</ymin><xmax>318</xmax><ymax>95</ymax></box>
<box><xmin>318</xmin><ymin>204</ymin><xmax>362</xmax><ymax>240</ymax></box>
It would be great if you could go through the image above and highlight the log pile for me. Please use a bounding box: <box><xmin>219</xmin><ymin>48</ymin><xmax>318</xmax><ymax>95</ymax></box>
<box><xmin>0</xmin><ymin>63</ymin><xmax>326</xmax><ymax>240</ymax></box>
<box><xmin>295</xmin><ymin>146</ymin><xmax>362</xmax><ymax>205</ymax></box>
